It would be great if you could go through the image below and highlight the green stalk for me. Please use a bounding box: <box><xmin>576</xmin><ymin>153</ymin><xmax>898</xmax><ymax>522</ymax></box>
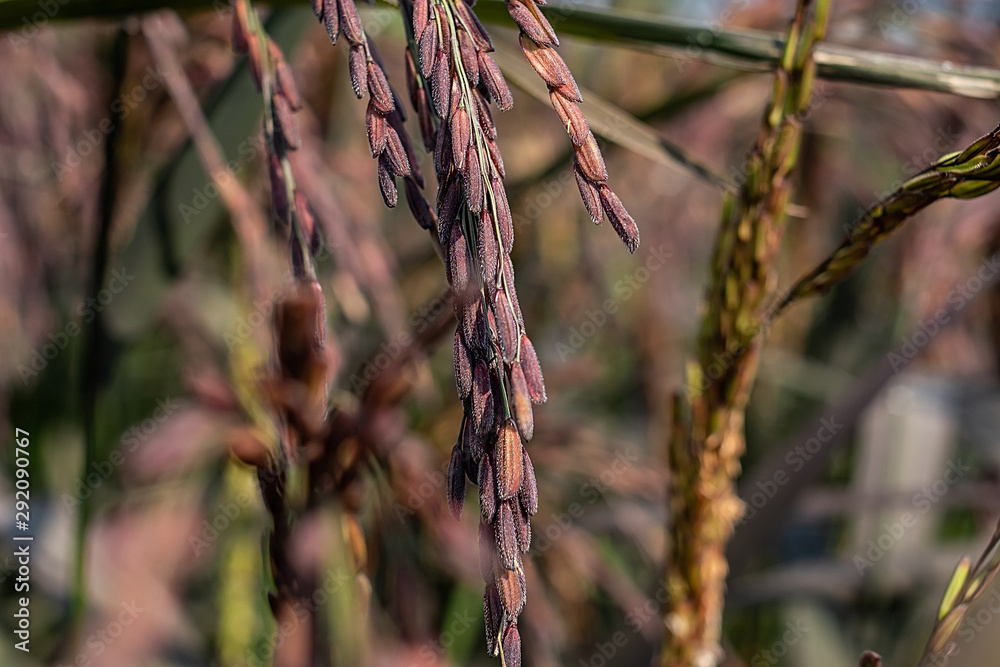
<box><xmin>662</xmin><ymin>2</ymin><xmax>828</xmax><ymax>665</ymax></box>
<box><xmin>3</xmin><ymin>0</ymin><xmax>999</xmax><ymax>98</ymax></box>
<box><xmin>772</xmin><ymin>126</ymin><xmax>1000</xmax><ymax>317</ymax></box>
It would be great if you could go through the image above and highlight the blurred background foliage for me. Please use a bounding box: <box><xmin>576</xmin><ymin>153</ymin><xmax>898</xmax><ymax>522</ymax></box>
<box><xmin>2</xmin><ymin>0</ymin><xmax>1000</xmax><ymax>665</ymax></box>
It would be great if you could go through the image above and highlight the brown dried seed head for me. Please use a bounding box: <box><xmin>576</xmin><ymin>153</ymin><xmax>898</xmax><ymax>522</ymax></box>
<box><xmin>367</xmin><ymin>62</ymin><xmax>395</xmax><ymax>114</ymax></box>
<box><xmin>599</xmin><ymin>184</ymin><xmax>639</xmax><ymax>253</ymax></box>
<box><xmin>494</xmin><ymin>564</ymin><xmax>526</xmax><ymax>617</ymax></box>
<box><xmin>478</xmin><ymin>454</ymin><xmax>496</xmax><ymax>523</ymax></box>
<box><xmin>323</xmin><ymin>0</ymin><xmax>339</xmax><ymax>43</ymax></box>
<box><xmin>526</xmin><ymin>0</ymin><xmax>560</xmax><ymax>45</ymax></box>
<box><xmin>348</xmin><ymin>45</ymin><xmax>367</xmax><ymax>98</ymax></box>
<box><xmin>510</xmin><ymin>363</ymin><xmax>533</xmax><ymax>440</ymax></box>
<box><xmin>518</xmin><ymin>34</ymin><xmax>573</xmax><ymax>88</ymax></box>
<box><xmin>337</xmin><ymin>0</ymin><xmax>364</xmax><ymax>45</ymax></box>
<box><xmin>485</xmin><ymin>136</ymin><xmax>505</xmax><ymax>179</ymax></box>
<box><xmin>479</xmin><ymin>53</ymin><xmax>513</xmax><ymax>111</ymax></box>
<box><xmin>377</xmin><ymin>155</ymin><xmax>397</xmax><ymax>208</ymax></box>
<box><xmin>447</xmin><ymin>442</ymin><xmax>466</xmax><ymax>519</ymax></box>
<box><xmin>448</xmin><ymin>224</ymin><xmax>471</xmax><ymax>294</ymax></box>
<box><xmin>574</xmin><ymin>164</ymin><xmax>603</xmax><ymax>224</ymax></box>
<box><xmin>478</xmin><ymin>210</ymin><xmax>498</xmax><ymax>286</ymax></box>
<box><xmin>404</xmin><ymin>178</ymin><xmax>435</xmax><ymax>230</ymax></box>
<box><xmin>454</xmin><ymin>329</ymin><xmax>473</xmax><ymax>399</ymax></box>
<box><xmin>495</xmin><ymin>500</ymin><xmax>520</xmax><ymax>570</ymax></box>
<box><xmin>520</xmin><ymin>449</ymin><xmax>538</xmax><ymax>515</ymax></box>
<box><xmin>518</xmin><ymin>334</ymin><xmax>546</xmax><ymax>403</ymax></box>
<box><xmin>551</xmin><ymin>80</ymin><xmax>583</xmax><ymax>104</ymax></box>
<box><xmin>438</xmin><ymin>178</ymin><xmax>462</xmax><ymax>245</ymax></box>
<box><xmin>460</xmin><ymin>299</ymin><xmax>481</xmax><ymax>354</ymax></box>
<box><xmin>475</xmin><ymin>92</ymin><xmax>497</xmax><ymax>140</ymax></box>
<box><xmin>493</xmin><ymin>292</ymin><xmax>518</xmax><ymax>362</ymax></box>
<box><xmin>418</xmin><ymin>22</ymin><xmax>437</xmax><ymax>79</ymax></box>
<box><xmin>437</xmin><ymin>7</ymin><xmax>452</xmax><ymax>50</ymax></box>
<box><xmin>483</xmin><ymin>584</ymin><xmax>503</xmax><ymax>655</ymax></box>
<box><xmin>272</xmin><ymin>93</ymin><xmax>300</xmax><ymax>150</ymax></box>
<box><xmin>465</xmin><ymin>147</ymin><xmax>484</xmax><ymax>213</ymax></box>
<box><xmin>412</xmin><ymin>0</ymin><xmax>429</xmax><ymax>37</ymax></box>
<box><xmin>384</xmin><ymin>126</ymin><xmax>411</xmax><ymax>177</ymax></box>
<box><xmin>507</xmin><ymin>0</ymin><xmax>557</xmax><ymax>47</ymax></box>
<box><xmin>492</xmin><ymin>177</ymin><xmax>513</xmax><ymax>251</ymax></box>
<box><xmin>496</xmin><ymin>420</ymin><xmax>523</xmax><ymax>499</ymax></box>
<box><xmin>432</xmin><ymin>51</ymin><xmax>452</xmax><ymax>118</ymax></box>
<box><xmin>575</xmin><ymin>132</ymin><xmax>609</xmax><ymax>182</ymax></box>
<box><xmin>451</xmin><ymin>107</ymin><xmax>471</xmax><ymax>171</ymax></box>
<box><xmin>433</xmin><ymin>116</ymin><xmax>453</xmax><ymax>177</ymax></box>
<box><xmin>366</xmin><ymin>101</ymin><xmax>387</xmax><ymax>156</ymax></box>
<box><xmin>472</xmin><ymin>361</ymin><xmax>492</xmax><ymax>433</ymax></box>
<box><xmin>549</xmin><ymin>89</ymin><xmax>589</xmax><ymax>146</ymax></box>
<box><xmin>464</xmin><ymin>414</ymin><xmax>485</xmax><ymax>461</ymax></box>
<box><xmin>503</xmin><ymin>623</ymin><xmax>522</xmax><ymax>667</ymax></box>
<box><xmin>457</xmin><ymin>0</ymin><xmax>494</xmax><ymax>52</ymax></box>
<box><xmin>458</xmin><ymin>29</ymin><xmax>480</xmax><ymax>86</ymax></box>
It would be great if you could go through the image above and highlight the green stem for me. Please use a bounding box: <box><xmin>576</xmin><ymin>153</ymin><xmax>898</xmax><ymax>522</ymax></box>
<box><xmin>3</xmin><ymin>0</ymin><xmax>1000</xmax><ymax>98</ymax></box>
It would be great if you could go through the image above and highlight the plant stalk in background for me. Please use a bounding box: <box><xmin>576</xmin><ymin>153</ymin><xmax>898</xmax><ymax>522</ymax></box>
<box><xmin>663</xmin><ymin>1</ymin><xmax>829</xmax><ymax>665</ymax></box>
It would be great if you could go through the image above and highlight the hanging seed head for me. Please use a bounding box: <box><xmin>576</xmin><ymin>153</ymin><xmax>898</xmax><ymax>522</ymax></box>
<box><xmin>520</xmin><ymin>449</ymin><xmax>538</xmax><ymax>516</ymax></box>
<box><xmin>509</xmin><ymin>363</ymin><xmax>534</xmax><ymax>441</ymax></box>
<box><xmin>518</xmin><ymin>334</ymin><xmax>546</xmax><ymax>403</ymax></box>
<box><xmin>495</xmin><ymin>420</ymin><xmax>523</xmax><ymax>499</ymax></box>
<box><xmin>494</xmin><ymin>564</ymin><xmax>526</xmax><ymax>617</ymax></box>
<box><xmin>478</xmin><ymin>454</ymin><xmax>497</xmax><ymax>523</ymax></box>
<box><xmin>447</xmin><ymin>442</ymin><xmax>466</xmax><ymax>519</ymax></box>
<box><xmin>495</xmin><ymin>499</ymin><xmax>521</xmax><ymax>570</ymax></box>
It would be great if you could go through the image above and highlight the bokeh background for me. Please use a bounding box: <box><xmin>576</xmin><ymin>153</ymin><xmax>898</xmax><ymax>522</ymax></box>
<box><xmin>3</xmin><ymin>0</ymin><xmax>1000</xmax><ymax>665</ymax></box>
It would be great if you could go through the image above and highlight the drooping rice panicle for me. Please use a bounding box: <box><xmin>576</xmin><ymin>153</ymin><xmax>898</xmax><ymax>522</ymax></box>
<box><xmin>772</xmin><ymin>125</ymin><xmax>1000</xmax><ymax>318</ymax></box>
<box><xmin>506</xmin><ymin>0</ymin><xmax>639</xmax><ymax>252</ymax></box>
